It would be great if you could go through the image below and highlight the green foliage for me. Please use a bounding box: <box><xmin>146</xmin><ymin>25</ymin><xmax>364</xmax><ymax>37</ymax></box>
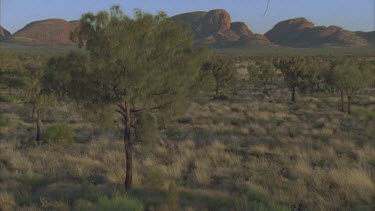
<box><xmin>275</xmin><ymin>57</ymin><xmax>310</xmax><ymax>89</ymax></box>
<box><xmin>332</xmin><ymin>60</ymin><xmax>373</xmax><ymax>98</ymax></box>
<box><xmin>135</xmin><ymin>112</ymin><xmax>158</xmax><ymax>151</ymax></box>
<box><xmin>95</xmin><ymin>195</ymin><xmax>143</xmax><ymax>211</ymax></box>
<box><xmin>202</xmin><ymin>56</ymin><xmax>237</xmax><ymax>96</ymax></box>
<box><xmin>23</xmin><ymin>67</ymin><xmax>55</xmax><ymax>110</ymax></box>
<box><xmin>274</xmin><ymin>57</ymin><xmax>312</xmax><ymax>102</ymax></box>
<box><xmin>142</xmin><ymin>167</ymin><xmax>166</xmax><ymax>189</ymax></box>
<box><xmin>248</xmin><ymin>60</ymin><xmax>277</xmax><ymax>85</ymax></box>
<box><xmin>49</xmin><ymin>6</ymin><xmax>209</xmax><ymax>113</ymax></box>
<box><xmin>44</xmin><ymin>124</ymin><xmax>75</xmax><ymax>144</ymax></box>
<box><xmin>0</xmin><ymin>115</ymin><xmax>11</xmax><ymax>127</ymax></box>
<box><xmin>330</xmin><ymin>58</ymin><xmax>374</xmax><ymax>113</ymax></box>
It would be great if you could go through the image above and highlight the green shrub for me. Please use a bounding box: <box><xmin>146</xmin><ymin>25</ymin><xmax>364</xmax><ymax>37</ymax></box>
<box><xmin>142</xmin><ymin>167</ymin><xmax>165</xmax><ymax>189</ymax></box>
<box><xmin>95</xmin><ymin>195</ymin><xmax>143</xmax><ymax>211</ymax></box>
<box><xmin>0</xmin><ymin>115</ymin><xmax>11</xmax><ymax>127</ymax></box>
<box><xmin>44</xmin><ymin>124</ymin><xmax>75</xmax><ymax>144</ymax></box>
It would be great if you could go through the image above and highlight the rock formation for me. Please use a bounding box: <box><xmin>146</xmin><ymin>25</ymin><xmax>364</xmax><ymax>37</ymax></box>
<box><xmin>12</xmin><ymin>19</ymin><xmax>79</xmax><ymax>45</ymax></box>
<box><xmin>172</xmin><ymin>9</ymin><xmax>270</xmax><ymax>48</ymax></box>
<box><xmin>265</xmin><ymin>17</ymin><xmax>370</xmax><ymax>47</ymax></box>
<box><xmin>0</xmin><ymin>26</ymin><xmax>11</xmax><ymax>40</ymax></box>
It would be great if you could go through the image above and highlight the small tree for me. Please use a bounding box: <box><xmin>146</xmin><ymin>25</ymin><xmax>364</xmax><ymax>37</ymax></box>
<box><xmin>247</xmin><ymin>59</ymin><xmax>277</xmax><ymax>94</ymax></box>
<box><xmin>332</xmin><ymin>60</ymin><xmax>373</xmax><ymax>114</ymax></box>
<box><xmin>23</xmin><ymin>63</ymin><xmax>54</xmax><ymax>143</ymax></box>
<box><xmin>304</xmin><ymin>57</ymin><xmax>329</xmax><ymax>92</ymax></box>
<box><xmin>201</xmin><ymin>56</ymin><xmax>237</xmax><ymax>97</ymax></box>
<box><xmin>47</xmin><ymin>6</ymin><xmax>209</xmax><ymax>189</ymax></box>
<box><xmin>274</xmin><ymin>57</ymin><xmax>310</xmax><ymax>103</ymax></box>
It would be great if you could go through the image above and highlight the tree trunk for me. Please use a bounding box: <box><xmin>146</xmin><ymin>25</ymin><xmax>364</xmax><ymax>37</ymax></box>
<box><xmin>215</xmin><ymin>82</ymin><xmax>219</xmax><ymax>97</ymax></box>
<box><xmin>123</xmin><ymin>103</ymin><xmax>133</xmax><ymax>189</ymax></box>
<box><xmin>36</xmin><ymin>110</ymin><xmax>41</xmax><ymax>142</ymax></box>
<box><xmin>292</xmin><ymin>86</ymin><xmax>296</xmax><ymax>103</ymax></box>
<box><xmin>347</xmin><ymin>96</ymin><xmax>351</xmax><ymax>114</ymax></box>
<box><xmin>340</xmin><ymin>91</ymin><xmax>344</xmax><ymax>113</ymax></box>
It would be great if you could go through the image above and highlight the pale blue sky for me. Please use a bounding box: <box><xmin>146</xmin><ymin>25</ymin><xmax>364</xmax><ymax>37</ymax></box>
<box><xmin>1</xmin><ymin>0</ymin><xmax>374</xmax><ymax>34</ymax></box>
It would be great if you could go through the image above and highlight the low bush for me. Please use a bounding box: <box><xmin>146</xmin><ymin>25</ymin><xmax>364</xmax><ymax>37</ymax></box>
<box><xmin>95</xmin><ymin>195</ymin><xmax>143</xmax><ymax>211</ymax></box>
<box><xmin>44</xmin><ymin>124</ymin><xmax>75</xmax><ymax>144</ymax></box>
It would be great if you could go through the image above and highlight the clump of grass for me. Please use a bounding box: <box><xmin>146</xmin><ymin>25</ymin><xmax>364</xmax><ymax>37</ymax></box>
<box><xmin>330</xmin><ymin>168</ymin><xmax>375</xmax><ymax>205</ymax></box>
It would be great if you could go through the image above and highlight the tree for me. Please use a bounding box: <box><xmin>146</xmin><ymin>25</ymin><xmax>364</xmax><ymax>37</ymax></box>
<box><xmin>23</xmin><ymin>60</ymin><xmax>54</xmax><ymax>143</ymax></box>
<box><xmin>303</xmin><ymin>57</ymin><xmax>329</xmax><ymax>92</ymax></box>
<box><xmin>274</xmin><ymin>57</ymin><xmax>310</xmax><ymax>103</ymax></box>
<box><xmin>47</xmin><ymin>6</ymin><xmax>209</xmax><ymax>189</ymax></box>
<box><xmin>247</xmin><ymin>59</ymin><xmax>277</xmax><ymax>94</ymax></box>
<box><xmin>201</xmin><ymin>56</ymin><xmax>237</xmax><ymax>97</ymax></box>
<box><xmin>332</xmin><ymin>60</ymin><xmax>373</xmax><ymax>114</ymax></box>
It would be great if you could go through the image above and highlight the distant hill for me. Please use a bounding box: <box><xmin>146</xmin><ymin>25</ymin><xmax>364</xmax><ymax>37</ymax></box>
<box><xmin>265</xmin><ymin>17</ymin><xmax>373</xmax><ymax>47</ymax></box>
<box><xmin>11</xmin><ymin>19</ymin><xmax>79</xmax><ymax>45</ymax></box>
<box><xmin>171</xmin><ymin>9</ymin><xmax>271</xmax><ymax>48</ymax></box>
<box><xmin>0</xmin><ymin>26</ymin><xmax>11</xmax><ymax>40</ymax></box>
<box><xmin>356</xmin><ymin>31</ymin><xmax>375</xmax><ymax>43</ymax></box>
<box><xmin>2</xmin><ymin>12</ymin><xmax>374</xmax><ymax>48</ymax></box>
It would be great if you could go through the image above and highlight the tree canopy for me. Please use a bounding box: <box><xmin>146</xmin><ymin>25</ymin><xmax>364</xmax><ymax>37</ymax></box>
<box><xmin>47</xmin><ymin>6</ymin><xmax>210</xmax><ymax>189</ymax></box>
